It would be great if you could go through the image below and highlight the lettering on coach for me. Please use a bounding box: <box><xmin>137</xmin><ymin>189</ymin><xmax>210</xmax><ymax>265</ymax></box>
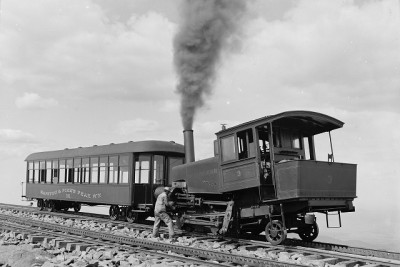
<box><xmin>40</xmin><ymin>188</ymin><xmax>102</xmax><ymax>199</ymax></box>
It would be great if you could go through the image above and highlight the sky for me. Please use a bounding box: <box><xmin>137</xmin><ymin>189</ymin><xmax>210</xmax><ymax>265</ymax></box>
<box><xmin>1</xmin><ymin>0</ymin><xmax>399</xmax><ymax>251</ymax></box>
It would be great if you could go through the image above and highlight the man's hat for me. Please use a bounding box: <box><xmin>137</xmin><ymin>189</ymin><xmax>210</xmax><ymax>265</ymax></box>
<box><xmin>164</xmin><ymin>187</ymin><xmax>171</xmax><ymax>192</ymax></box>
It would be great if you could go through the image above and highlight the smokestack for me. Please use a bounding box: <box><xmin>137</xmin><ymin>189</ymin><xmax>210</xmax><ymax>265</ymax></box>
<box><xmin>183</xmin><ymin>130</ymin><xmax>195</xmax><ymax>163</ymax></box>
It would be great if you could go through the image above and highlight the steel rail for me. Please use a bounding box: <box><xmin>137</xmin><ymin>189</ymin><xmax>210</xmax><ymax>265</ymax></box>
<box><xmin>0</xmin><ymin>218</ymin><xmax>232</xmax><ymax>267</ymax></box>
<box><xmin>2</xmin><ymin>203</ymin><xmax>400</xmax><ymax>266</ymax></box>
<box><xmin>0</xmin><ymin>213</ymin><xmax>304</xmax><ymax>267</ymax></box>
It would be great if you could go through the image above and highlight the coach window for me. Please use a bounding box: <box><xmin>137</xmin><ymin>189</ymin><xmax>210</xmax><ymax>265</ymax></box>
<box><xmin>167</xmin><ymin>157</ymin><xmax>184</xmax><ymax>185</ymax></box>
<box><xmin>99</xmin><ymin>156</ymin><xmax>108</xmax><ymax>184</ymax></box>
<box><xmin>135</xmin><ymin>155</ymin><xmax>150</xmax><ymax>184</ymax></box>
<box><xmin>39</xmin><ymin>161</ymin><xmax>46</xmax><ymax>183</ymax></box>
<box><xmin>34</xmin><ymin>162</ymin><xmax>39</xmax><ymax>183</ymax></box>
<box><xmin>119</xmin><ymin>155</ymin><xmax>129</xmax><ymax>184</ymax></box>
<box><xmin>90</xmin><ymin>157</ymin><xmax>99</xmax><ymax>183</ymax></box>
<box><xmin>153</xmin><ymin>155</ymin><xmax>165</xmax><ymax>185</ymax></box>
<box><xmin>66</xmin><ymin>159</ymin><xmax>74</xmax><ymax>183</ymax></box>
<box><xmin>74</xmin><ymin>158</ymin><xmax>81</xmax><ymax>184</ymax></box>
<box><xmin>221</xmin><ymin>135</ymin><xmax>236</xmax><ymax>162</ymax></box>
<box><xmin>52</xmin><ymin>160</ymin><xmax>59</xmax><ymax>183</ymax></box>
<box><xmin>109</xmin><ymin>156</ymin><xmax>118</xmax><ymax>184</ymax></box>
<box><xmin>28</xmin><ymin>162</ymin><xmax>34</xmax><ymax>183</ymax></box>
<box><xmin>82</xmin><ymin>158</ymin><xmax>89</xmax><ymax>183</ymax></box>
<box><xmin>46</xmin><ymin>161</ymin><xmax>52</xmax><ymax>183</ymax></box>
<box><xmin>59</xmin><ymin>159</ymin><xmax>66</xmax><ymax>183</ymax></box>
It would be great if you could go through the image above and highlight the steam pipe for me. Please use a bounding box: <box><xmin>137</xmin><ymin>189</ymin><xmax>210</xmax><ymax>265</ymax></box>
<box><xmin>183</xmin><ymin>130</ymin><xmax>195</xmax><ymax>163</ymax></box>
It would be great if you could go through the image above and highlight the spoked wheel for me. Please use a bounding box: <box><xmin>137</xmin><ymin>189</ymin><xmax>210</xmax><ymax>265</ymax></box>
<box><xmin>298</xmin><ymin>222</ymin><xmax>319</xmax><ymax>242</ymax></box>
<box><xmin>37</xmin><ymin>199</ymin><xmax>44</xmax><ymax>211</ymax></box>
<box><xmin>265</xmin><ymin>220</ymin><xmax>287</xmax><ymax>245</ymax></box>
<box><xmin>73</xmin><ymin>203</ymin><xmax>81</xmax><ymax>213</ymax></box>
<box><xmin>126</xmin><ymin>208</ymin><xmax>138</xmax><ymax>223</ymax></box>
<box><xmin>109</xmin><ymin>205</ymin><xmax>119</xmax><ymax>221</ymax></box>
<box><xmin>44</xmin><ymin>200</ymin><xmax>51</xmax><ymax>211</ymax></box>
<box><xmin>48</xmin><ymin>200</ymin><xmax>56</xmax><ymax>212</ymax></box>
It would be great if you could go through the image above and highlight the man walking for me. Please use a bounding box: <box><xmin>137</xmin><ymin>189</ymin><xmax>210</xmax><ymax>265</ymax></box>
<box><xmin>152</xmin><ymin>187</ymin><xmax>175</xmax><ymax>239</ymax></box>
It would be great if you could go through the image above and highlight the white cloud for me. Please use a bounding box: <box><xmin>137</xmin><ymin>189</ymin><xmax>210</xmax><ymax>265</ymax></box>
<box><xmin>0</xmin><ymin>129</ymin><xmax>40</xmax><ymax>159</ymax></box>
<box><xmin>0</xmin><ymin>1</ymin><xmax>176</xmax><ymax>104</ymax></box>
<box><xmin>0</xmin><ymin>129</ymin><xmax>37</xmax><ymax>143</ymax></box>
<box><xmin>116</xmin><ymin>118</ymin><xmax>160</xmax><ymax>136</ymax></box>
<box><xmin>216</xmin><ymin>0</ymin><xmax>400</xmax><ymax>114</ymax></box>
<box><xmin>15</xmin><ymin>92</ymin><xmax>58</xmax><ymax>109</ymax></box>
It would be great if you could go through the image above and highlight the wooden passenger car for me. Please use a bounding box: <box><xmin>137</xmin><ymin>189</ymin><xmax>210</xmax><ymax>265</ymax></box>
<box><xmin>24</xmin><ymin>140</ymin><xmax>184</xmax><ymax>222</ymax></box>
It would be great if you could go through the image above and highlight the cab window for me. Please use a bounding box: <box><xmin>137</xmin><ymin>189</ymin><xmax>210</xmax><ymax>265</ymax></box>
<box><xmin>221</xmin><ymin>135</ymin><xmax>236</xmax><ymax>162</ymax></box>
<box><xmin>237</xmin><ymin>128</ymin><xmax>255</xmax><ymax>159</ymax></box>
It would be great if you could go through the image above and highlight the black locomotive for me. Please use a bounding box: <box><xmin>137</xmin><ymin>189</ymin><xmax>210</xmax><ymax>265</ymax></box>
<box><xmin>169</xmin><ymin>110</ymin><xmax>357</xmax><ymax>244</ymax></box>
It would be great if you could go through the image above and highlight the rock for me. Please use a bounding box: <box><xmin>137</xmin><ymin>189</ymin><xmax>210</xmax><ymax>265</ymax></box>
<box><xmin>0</xmin><ymin>244</ymin><xmax>54</xmax><ymax>267</ymax></box>
<box><xmin>92</xmin><ymin>251</ymin><xmax>103</xmax><ymax>260</ymax></box>
<box><xmin>127</xmin><ymin>255</ymin><xmax>141</xmax><ymax>265</ymax></box>
<box><xmin>278</xmin><ymin>251</ymin><xmax>292</xmax><ymax>262</ymax></box>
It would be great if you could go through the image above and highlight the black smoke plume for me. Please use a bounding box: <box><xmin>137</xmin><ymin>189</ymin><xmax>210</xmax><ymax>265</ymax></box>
<box><xmin>173</xmin><ymin>0</ymin><xmax>246</xmax><ymax>130</ymax></box>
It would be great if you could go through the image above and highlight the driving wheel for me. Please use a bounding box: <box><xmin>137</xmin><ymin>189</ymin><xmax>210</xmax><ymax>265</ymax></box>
<box><xmin>265</xmin><ymin>220</ymin><xmax>287</xmax><ymax>245</ymax></box>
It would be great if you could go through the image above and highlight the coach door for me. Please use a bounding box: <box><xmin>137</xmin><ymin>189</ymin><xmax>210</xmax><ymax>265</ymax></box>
<box><xmin>133</xmin><ymin>154</ymin><xmax>166</xmax><ymax>209</ymax></box>
<box><xmin>133</xmin><ymin>154</ymin><xmax>152</xmax><ymax>209</ymax></box>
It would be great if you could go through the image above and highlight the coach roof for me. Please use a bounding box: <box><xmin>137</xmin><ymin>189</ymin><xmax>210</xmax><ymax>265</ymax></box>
<box><xmin>25</xmin><ymin>140</ymin><xmax>184</xmax><ymax>161</ymax></box>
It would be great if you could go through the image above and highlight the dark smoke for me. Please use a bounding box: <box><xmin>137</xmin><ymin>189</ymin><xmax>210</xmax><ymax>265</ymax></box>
<box><xmin>173</xmin><ymin>0</ymin><xmax>246</xmax><ymax>130</ymax></box>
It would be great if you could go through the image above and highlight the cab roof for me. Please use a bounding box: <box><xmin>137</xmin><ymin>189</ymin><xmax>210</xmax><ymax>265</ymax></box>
<box><xmin>25</xmin><ymin>140</ymin><xmax>184</xmax><ymax>161</ymax></box>
<box><xmin>216</xmin><ymin>110</ymin><xmax>344</xmax><ymax>137</ymax></box>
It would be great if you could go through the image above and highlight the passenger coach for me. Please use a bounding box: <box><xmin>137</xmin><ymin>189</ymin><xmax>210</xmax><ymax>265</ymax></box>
<box><xmin>24</xmin><ymin>140</ymin><xmax>184</xmax><ymax>222</ymax></box>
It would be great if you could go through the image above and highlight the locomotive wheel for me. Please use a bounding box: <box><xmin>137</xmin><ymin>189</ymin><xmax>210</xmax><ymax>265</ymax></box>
<box><xmin>298</xmin><ymin>222</ymin><xmax>319</xmax><ymax>242</ymax></box>
<box><xmin>126</xmin><ymin>208</ymin><xmax>138</xmax><ymax>223</ymax></box>
<box><xmin>73</xmin><ymin>203</ymin><xmax>81</xmax><ymax>213</ymax></box>
<box><xmin>265</xmin><ymin>220</ymin><xmax>287</xmax><ymax>245</ymax></box>
<box><xmin>109</xmin><ymin>205</ymin><xmax>119</xmax><ymax>221</ymax></box>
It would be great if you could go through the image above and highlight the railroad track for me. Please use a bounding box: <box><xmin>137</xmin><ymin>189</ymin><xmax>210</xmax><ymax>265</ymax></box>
<box><xmin>0</xmin><ymin>215</ymin><xmax>235</xmax><ymax>267</ymax></box>
<box><xmin>2</xmin><ymin>203</ymin><xmax>400</xmax><ymax>262</ymax></box>
<box><xmin>1</xmin><ymin>204</ymin><xmax>399</xmax><ymax>267</ymax></box>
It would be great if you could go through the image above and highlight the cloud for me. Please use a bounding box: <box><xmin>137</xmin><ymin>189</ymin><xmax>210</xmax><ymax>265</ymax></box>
<box><xmin>0</xmin><ymin>1</ymin><xmax>177</xmax><ymax>104</ymax></box>
<box><xmin>0</xmin><ymin>129</ymin><xmax>40</xmax><ymax>159</ymax></box>
<box><xmin>116</xmin><ymin>118</ymin><xmax>160</xmax><ymax>136</ymax></box>
<box><xmin>216</xmin><ymin>0</ymin><xmax>400</xmax><ymax>114</ymax></box>
<box><xmin>0</xmin><ymin>129</ymin><xmax>37</xmax><ymax>144</ymax></box>
<box><xmin>15</xmin><ymin>92</ymin><xmax>58</xmax><ymax>109</ymax></box>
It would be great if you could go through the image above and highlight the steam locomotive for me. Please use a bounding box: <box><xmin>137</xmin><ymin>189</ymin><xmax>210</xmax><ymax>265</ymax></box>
<box><xmin>169</xmin><ymin>110</ymin><xmax>357</xmax><ymax>244</ymax></box>
<box><xmin>24</xmin><ymin>110</ymin><xmax>357</xmax><ymax>245</ymax></box>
